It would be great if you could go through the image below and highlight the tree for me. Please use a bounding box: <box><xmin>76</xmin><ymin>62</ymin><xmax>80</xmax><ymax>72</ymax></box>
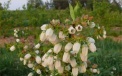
<box><xmin>27</xmin><ymin>0</ymin><xmax>43</xmax><ymax>9</ymax></box>
<box><xmin>0</xmin><ymin>3</ymin><xmax>3</xmax><ymax>10</ymax></box>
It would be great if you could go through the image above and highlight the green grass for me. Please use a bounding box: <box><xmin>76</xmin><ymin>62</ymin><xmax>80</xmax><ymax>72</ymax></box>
<box><xmin>0</xmin><ymin>48</ymin><xmax>31</xmax><ymax>76</ymax></box>
<box><xmin>90</xmin><ymin>38</ymin><xmax>122</xmax><ymax>76</ymax></box>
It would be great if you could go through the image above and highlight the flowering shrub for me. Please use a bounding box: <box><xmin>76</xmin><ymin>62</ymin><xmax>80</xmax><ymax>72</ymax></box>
<box><xmin>9</xmin><ymin>3</ymin><xmax>107</xmax><ymax>76</ymax></box>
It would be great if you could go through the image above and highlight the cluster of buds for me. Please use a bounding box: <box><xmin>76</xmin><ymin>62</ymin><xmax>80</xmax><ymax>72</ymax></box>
<box><xmin>10</xmin><ymin>15</ymin><xmax>106</xmax><ymax>76</ymax></box>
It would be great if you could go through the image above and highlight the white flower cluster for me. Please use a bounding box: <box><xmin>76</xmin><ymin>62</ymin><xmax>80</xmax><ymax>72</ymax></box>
<box><xmin>10</xmin><ymin>17</ymin><xmax>106</xmax><ymax>76</ymax></box>
<box><xmin>14</xmin><ymin>29</ymin><xmax>19</xmax><ymax>37</ymax></box>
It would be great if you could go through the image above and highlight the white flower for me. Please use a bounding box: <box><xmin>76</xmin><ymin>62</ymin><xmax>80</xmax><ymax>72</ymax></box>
<box><xmin>81</xmin><ymin>44</ymin><xmax>88</xmax><ymax>56</ymax></box>
<box><xmin>49</xmin><ymin>64</ymin><xmax>54</xmax><ymax>71</ymax></box>
<box><xmin>97</xmin><ymin>35</ymin><xmax>102</xmax><ymax>39</ymax></box>
<box><xmin>98</xmin><ymin>26</ymin><xmax>100</xmax><ymax>29</ymax></box>
<box><xmin>35</xmin><ymin>56</ymin><xmax>41</xmax><ymax>64</ymax></box>
<box><xmin>62</xmin><ymin>52</ymin><xmax>70</xmax><ymax>63</ymax></box>
<box><xmin>14</xmin><ymin>29</ymin><xmax>18</xmax><ymax>33</ymax></box>
<box><xmin>41</xmin><ymin>61</ymin><xmax>48</xmax><ymax>67</ymax></box>
<box><xmin>65</xmin><ymin>42</ymin><xmax>73</xmax><ymax>52</ymax></box>
<box><xmin>79</xmin><ymin>64</ymin><xmax>86</xmax><ymax>73</ymax></box>
<box><xmin>14</xmin><ymin>33</ymin><xmax>18</xmax><ymax>37</ymax></box>
<box><xmin>70</xmin><ymin>58</ymin><xmax>77</xmax><ymax>67</ymax></box>
<box><xmin>92</xmin><ymin>69</ymin><xmax>98</xmax><ymax>73</ymax></box>
<box><xmin>35</xmin><ymin>43</ymin><xmax>40</xmax><ymax>49</ymax></box>
<box><xmin>53</xmin><ymin>43</ymin><xmax>62</xmax><ymax>54</ymax></box>
<box><xmin>23</xmin><ymin>45</ymin><xmax>28</xmax><ymax>50</ymax></box>
<box><xmin>65</xmin><ymin>65</ymin><xmax>71</xmax><ymax>71</ymax></box>
<box><xmin>75</xmin><ymin>24</ymin><xmax>83</xmax><ymax>31</ymax></box>
<box><xmin>68</xmin><ymin>26</ymin><xmax>76</xmax><ymax>34</ymax></box>
<box><xmin>40</xmin><ymin>31</ymin><xmax>46</xmax><ymax>42</ymax></box>
<box><xmin>42</xmin><ymin>54</ymin><xmax>48</xmax><ymax>61</ymax></box>
<box><xmin>89</xmin><ymin>43</ymin><xmax>96</xmax><ymax>52</ymax></box>
<box><xmin>80</xmin><ymin>54</ymin><xmax>87</xmax><ymax>62</ymax></box>
<box><xmin>23</xmin><ymin>59</ymin><xmax>27</xmax><ymax>65</ymax></box>
<box><xmin>90</xmin><ymin>22</ymin><xmax>95</xmax><ymax>28</ymax></box>
<box><xmin>87</xmin><ymin>37</ymin><xmax>95</xmax><ymax>43</ymax></box>
<box><xmin>20</xmin><ymin>57</ymin><xmax>24</xmax><ymax>61</ymax></box>
<box><xmin>57</xmin><ymin>66</ymin><xmax>64</xmax><ymax>74</ymax></box>
<box><xmin>103</xmin><ymin>34</ymin><xmax>106</xmax><ymax>38</ymax></box>
<box><xmin>55</xmin><ymin>60</ymin><xmax>61</xmax><ymax>69</ymax></box>
<box><xmin>46</xmin><ymin>28</ymin><xmax>54</xmax><ymax>37</ymax></box>
<box><xmin>49</xmin><ymin>34</ymin><xmax>58</xmax><ymax>44</ymax></box>
<box><xmin>47</xmin><ymin>49</ymin><xmax>53</xmax><ymax>53</ymax></box>
<box><xmin>10</xmin><ymin>45</ymin><xmax>16</xmax><ymax>51</ymax></box>
<box><xmin>47</xmin><ymin>56</ymin><xmax>54</xmax><ymax>65</ymax></box>
<box><xmin>103</xmin><ymin>30</ymin><xmax>106</xmax><ymax>35</ymax></box>
<box><xmin>24</xmin><ymin>53</ymin><xmax>31</xmax><ymax>60</ymax></box>
<box><xmin>36</xmin><ymin>69</ymin><xmax>41</xmax><ymax>74</ymax></box>
<box><xmin>28</xmin><ymin>72</ymin><xmax>33</xmax><ymax>76</ymax></box>
<box><xmin>16</xmin><ymin>39</ymin><xmax>20</xmax><ymax>42</ymax></box>
<box><xmin>72</xmin><ymin>67</ymin><xmax>78</xmax><ymax>76</ymax></box>
<box><xmin>73</xmin><ymin>42</ymin><xmax>81</xmax><ymax>54</ymax></box>
<box><xmin>41</xmin><ymin>24</ymin><xmax>48</xmax><ymax>30</ymax></box>
<box><xmin>35</xmin><ymin>50</ymin><xmax>39</xmax><ymax>54</ymax></box>
<box><xmin>59</xmin><ymin>31</ymin><xmax>66</xmax><ymax>40</ymax></box>
<box><xmin>27</xmin><ymin>63</ymin><xmax>34</xmax><ymax>68</ymax></box>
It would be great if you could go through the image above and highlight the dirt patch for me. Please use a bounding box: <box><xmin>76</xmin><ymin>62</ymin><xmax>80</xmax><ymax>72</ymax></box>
<box><xmin>108</xmin><ymin>35</ymin><xmax>122</xmax><ymax>42</ymax></box>
<box><xmin>0</xmin><ymin>36</ymin><xmax>35</xmax><ymax>47</ymax></box>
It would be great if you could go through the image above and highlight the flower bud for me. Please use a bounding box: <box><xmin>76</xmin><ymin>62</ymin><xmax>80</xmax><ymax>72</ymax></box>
<box><xmin>54</xmin><ymin>43</ymin><xmax>62</xmax><ymax>54</ymax></box>
<box><xmin>59</xmin><ymin>31</ymin><xmax>66</xmax><ymax>40</ymax></box>
<box><xmin>23</xmin><ymin>59</ymin><xmax>27</xmax><ymax>65</ymax></box>
<box><xmin>41</xmin><ymin>24</ymin><xmax>48</xmax><ymax>30</ymax></box>
<box><xmin>47</xmin><ymin>56</ymin><xmax>54</xmax><ymax>65</ymax></box>
<box><xmin>35</xmin><ymin>43</ymin><xmax>40</xmax><ymax>49</ymax></box>
<box><xmin>49</xmin><ymin>64</ymin><xmax>54</xmax><ymax>71</ymax></box>
<box><xmin>73</xmin><ymin>42</ymin><xmax>81</xmax><ymax>54</ymax></box>
<box><xmin>28</xmin><ymin>72</ymin><xmax>33</xmax><ymax>76</ymax></box>
<box><xmin>35</xmin><ymin>56</ymin><xmax>41</xmax><ymax>64</ymax></box>
<box><xmin>62</xmin><ymin>52</ymin><xmax>70</xmax><ymax>63</ymax></box>
<box><xmin>58</xmin><ymin>66</ymin><xmax>64</xmax><ymax>74</ymax></box>
<box><xmin>81</xmin><ymin>44</ymin><xmax>88</xmax><ymax>56</ymax></box>
<box><xmin>90</xmin><ymin>22</ymin><xmax>95</xmax><ymax>28</ymax></box>
<box><xmin>72</xmin><ymin>67</ymin><xmax>78</xmax><ymax>76</ymax></box>
<box><xmin>27</xmin><ymin>63</ymin><xmax>34</xmax><ymax>68</ymax></box>
<box><xmin>20</xmin><ymin>57</ymin><xmax>24</xmax><ymax>61</ymax></box>
<box><xmin>55</xmin><ymin>60</ymin><xmax>61</xmax><ymax>69</ymax></box>
<box><xmin>103</xmin><ymin>34</ymin><xmax>106</xmax><ymax>38</ymax></box>
<box><xmin>35</xmin><ymin>50</ymin><xmax>39</xmax><ymax>54</ymax></box>
<box><xmin>16</xmin><ymin>39</ymin><xmax>20</xmax><ymax>42</ymax></box>
<box><xmin>70</xmin><ymin>58</ymin><xmax>77</xmax><ymax>67</ymax></box>
<box><xmin>36</xmin><ymin>69</ymin><xmax>41</xmax><ymax>74</ymax></box>
<box><xmin>42</xmin><ymin>54</ymin><xmax>48</xmax><ymax>61</ymax></box>
<box><xmin>92</xmin><ymin>69</ymin><xmax>98</xmax><ymax>73</ymax></box>
<box><xmin>65</xmin><ymin>42</ymin><xmax>73</xmax><ymax>52</ymax></box>
<box><xmin>10</xmin><ymin>45</ymin><xmax>16</xmax><ymax>51</ymax></box>
<box><xmin>79</xmin><ymin>64</ymin><xmax>86</xmax><ymax>73</ymax></box>
<box><xmin>40</xmin><ymin>31</ymin><xmax>46</xmax><ymax>42</ymax></box>
<box><xmin>89</xmin><ymin>43</ymin><xmax>96</xmax><ymax>52</ymax></box>
<box><xmin>87</xmin><ymin>37</ymin><xmax>95</xmax><ymax>43</ymax></box>
<box><xmin>46</xmin><ymin>28</ymin><xmax>54</xmax><ymax>37</ymax></box>
<box><xmin>24</xmin><ymin>53</ymin><xmax>31</xmax><ymax>60</ymax></box>
<box><xmin>80</xmin><ymin>54</ymin><xmax>87</xmax><ymax>62</ymax></box>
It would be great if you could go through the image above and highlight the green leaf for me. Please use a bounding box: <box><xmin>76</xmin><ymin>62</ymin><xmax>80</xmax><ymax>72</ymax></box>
<box><xmin>74</xmin><ymin>2</ymin><xmax>80</xmax><ymax>18</ymax></box>
<box><xmin>69</xmin><ymin>3</ymin><xmax>75</xmax><ymax>21</ymax></box>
